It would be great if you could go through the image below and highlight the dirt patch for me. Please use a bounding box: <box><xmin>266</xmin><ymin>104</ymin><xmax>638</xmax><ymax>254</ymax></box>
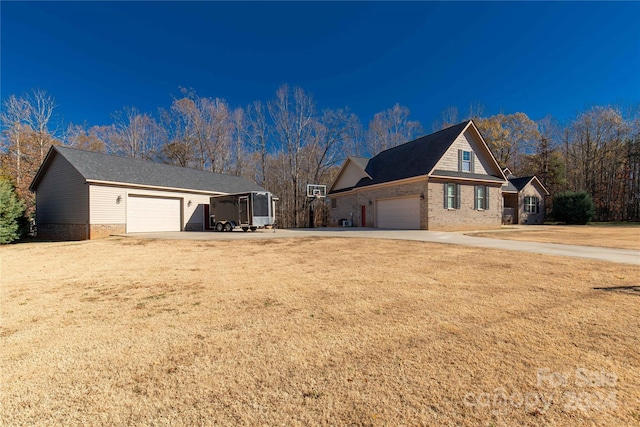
<box><xmin>470</xmin><ymin>224</ymin><xmax>640</xmax><ymax>250</ymax></box>
<box><xmin>1</xmin><ymin>237</ymin><xmax>639</xmax><ymax>426</ymax></box>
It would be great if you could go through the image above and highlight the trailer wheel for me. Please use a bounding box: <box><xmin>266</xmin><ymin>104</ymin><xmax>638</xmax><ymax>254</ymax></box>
<box><xmin>215</xmin><ymin>222</ymin><xmax>224</xmax><ymax>232</ymax></box>
<box><xmin>242</xmin><ymin>227</ymin><xmax>249</xmax><ymax>232</ymax></box>
<box><xmin>250</xmin><ymin>227</ymin><xmax>257</xmax><ymax>232</ymax></box>
<box><xmin>224</xmin><ymin>222</ymin><xmax>233</xmax><ymax>232</ymax></box>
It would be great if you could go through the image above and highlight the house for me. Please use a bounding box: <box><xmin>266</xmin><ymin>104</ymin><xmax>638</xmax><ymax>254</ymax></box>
<box><xmin>29</xmin><ymin>146</ymin><xmax>267</xmax><ymax>240</ymax></box>
<box><xmin>328</xmin><ymin>121</ymin><xmax>507</xmax><ymax>231</ymax></box>
<box><xmin>501</xmin><ymin>172</ymin><xmax>549</xmax><ymax>225</ymax></box>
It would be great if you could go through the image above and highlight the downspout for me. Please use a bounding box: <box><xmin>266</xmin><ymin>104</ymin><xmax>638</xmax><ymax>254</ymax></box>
<box><xmin>86</xmin><ymin>182</ymin><xmax>90</xmax><ymax>240</ymax></box>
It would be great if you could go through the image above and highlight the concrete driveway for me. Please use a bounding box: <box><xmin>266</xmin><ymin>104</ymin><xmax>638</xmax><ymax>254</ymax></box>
<box><xmin>118</xmin><ymin>228</ymin><xmax>640</xmax><ymax>266</ymax></box>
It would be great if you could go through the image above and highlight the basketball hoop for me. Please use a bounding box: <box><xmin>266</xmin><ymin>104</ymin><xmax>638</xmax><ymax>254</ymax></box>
<box><xmin>306</xmin><ymin>184</ymin><xmax>327</xmax><ymax>199</ymax></box>
<box><xmin>306</xmin><ymin>184</ymin><xmax>326</xmax><ymax>228</ymax></box>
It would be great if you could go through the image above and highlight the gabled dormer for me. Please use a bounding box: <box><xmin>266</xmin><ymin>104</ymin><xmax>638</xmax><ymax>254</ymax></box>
<box><xmin>430</xmin><ymin>121</ymin><xmax>505</xmax><ymax>182</ymax></box>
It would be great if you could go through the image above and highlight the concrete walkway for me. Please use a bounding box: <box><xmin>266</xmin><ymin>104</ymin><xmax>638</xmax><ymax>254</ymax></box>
<box><xmin>118</xmin><ymin>228</ymin><xmax>640</xmax><ymax>266</ymax></box>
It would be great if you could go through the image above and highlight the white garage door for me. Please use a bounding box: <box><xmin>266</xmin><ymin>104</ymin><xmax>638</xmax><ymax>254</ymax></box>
<box><xmin>127</xmin><ymin>196</ymin><xmax>181</xmax><ymax>233</ymax></box>
<box><xmin>376</xmin><ymin>196</ymin><xmax>421</xmax><ymax>229</ymax></box>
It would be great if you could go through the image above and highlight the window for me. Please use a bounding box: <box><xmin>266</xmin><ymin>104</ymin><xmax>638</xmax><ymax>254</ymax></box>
<box><xmin>444</xmin><ymin>183</ymin><xmax>460</xmax><ymax>209</ymax></box>
<box><xmin>524</xmin><ymin>196</ymin><xmax>539</xmax><ymax>214</ymax></box>
<box><xmin>474</xmin><ymin>185</ymin><xmax>490</xmax><ymax>210</ymax></box>
<box><xmin>331</xmin><ymin>198</ymin><xmax>337</xmax><ymax>209</ymax></box>
<box><xmin>458</xmin><ymin>150</ymin><xmax>475</xmax><ymax>173</ymax></box>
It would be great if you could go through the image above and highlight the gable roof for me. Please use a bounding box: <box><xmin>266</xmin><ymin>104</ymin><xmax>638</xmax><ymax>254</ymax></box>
<box><xmin>328</xmin><ymin>156</ymin><xmax>371</xmax><ymax>193</ymax></box>
<box><xmin>508</xmin><ymin>176</ymin><xmax>535</xmax><ymax>192</ymax></box>
<box><xmin>502</xmin><ymin>175</ymin><xmax>550</xmax><ymax>195</ymax></box>
<box><xmin>30</xmin><ymin>146</ymin><xmax>266</xmax><ymax>194</ymax></box>
<box><xmin>349</xmin><ymin>156</ymin><xmax>371</xmax><ymax>171</ymax></box>
<box><xmin>329</xmin><ymin>120</ymin><xmax>505</xmax><ymax>194</ymax></box>
<box><xmin>360</xmin><ymin>121</ymin><xmax>470</xmax><ymax>187</ymax></box>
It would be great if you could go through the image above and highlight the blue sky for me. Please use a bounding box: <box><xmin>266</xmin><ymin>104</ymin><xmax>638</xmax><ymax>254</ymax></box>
<box><xmin>2</xmin><ymin>1</ymin><xmax>639</xmax><ymax>131</ymax></box>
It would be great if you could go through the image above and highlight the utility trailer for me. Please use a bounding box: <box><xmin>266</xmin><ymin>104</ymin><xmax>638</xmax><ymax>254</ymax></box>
<box><xmin>209</xmin><ymin>191</ymin><xmax>276</xmax><ymax>232</ymax></box>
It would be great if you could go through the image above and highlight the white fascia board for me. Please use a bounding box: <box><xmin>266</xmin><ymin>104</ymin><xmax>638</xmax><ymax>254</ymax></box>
<box><xmin>86</xmin><ymin>179</ymin><xmax>228</xmax><ymax>196</ymax></box>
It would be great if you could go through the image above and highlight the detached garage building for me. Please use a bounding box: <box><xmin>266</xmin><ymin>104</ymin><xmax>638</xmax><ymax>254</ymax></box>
<box><xmin>30</xmin><ymin>146</ymin><xmax>267</xmax><ymax>240</ymax></box>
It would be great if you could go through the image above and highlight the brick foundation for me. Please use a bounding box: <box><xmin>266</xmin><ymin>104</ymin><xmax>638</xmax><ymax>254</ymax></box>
<box><xmin>89</xmin><ymin>224</ymin><xmax>126</xmax><ymax>239</ymax></box>
<box><xmin>37</xmin><ymin>224</ymin><xmax>88</xmax><ymax>241</ymax></box>
<box><xmin>36</xmin><ymin>223</ymin><xmax>127</xmax><ymax>240</ymax></box>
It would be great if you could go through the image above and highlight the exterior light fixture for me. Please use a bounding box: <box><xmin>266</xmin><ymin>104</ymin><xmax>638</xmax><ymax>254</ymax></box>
<box><xmin>187</xmin><ymin>200</ymin><xmax>192</xmax><ymax>207</ymax></box>
<box><xmin>368</xmin><ymin>200</ymin><xmax>372</xmax><ymax>205</ymax></box>
<box><xmin>116</xmin><ymin>195</ymin><xmax>122</xmax><ymax>204</ymax></box>
<box><xmin>420</xmin><ymin>193</ymin><xmax>425</xmax><ymax>200</ymax></box>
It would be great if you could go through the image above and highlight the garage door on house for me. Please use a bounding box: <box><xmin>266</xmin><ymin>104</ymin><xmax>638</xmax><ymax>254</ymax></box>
<box><xmin>127</xmin><ymin>195</ymin><xmax>181</xmax><ymax>233</ymax></box>
<box><xmin>376</xmin><ymin>196</ymin><xmax>421</xmax><ymax>229</ymax></box>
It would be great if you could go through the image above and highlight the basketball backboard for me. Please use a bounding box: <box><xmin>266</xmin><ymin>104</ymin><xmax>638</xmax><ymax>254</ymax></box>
<box><xmin>306</xmin><ymin>184</ymin><xmax>327</xmax><ymax>198</ymax></box>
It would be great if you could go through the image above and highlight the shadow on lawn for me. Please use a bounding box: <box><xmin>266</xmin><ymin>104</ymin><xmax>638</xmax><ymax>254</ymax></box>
<box><xmin>594</xmin><ymin>286</ymin><xmax>640</xmax><ymax>296</ymax></box>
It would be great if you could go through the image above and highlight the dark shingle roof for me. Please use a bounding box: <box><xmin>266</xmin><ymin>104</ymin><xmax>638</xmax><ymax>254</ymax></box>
<box><xmin>31</xmin><ymin>146</ymin><xmax>266</xmax><ymax>194</ymax></box>
<box><xmin>502</xmin><ymin>180</ymin><xmax>519</xmax><ymax>193</ymax></box>
<box><xmin>508</xmin><ymin>176</ymin><xmax>535</xmax><ymax>192</ymax></box>
<box><xmin>353</xmin><ymin>121</ymin><xmax>471</xmax><ymax>188</ymax></box>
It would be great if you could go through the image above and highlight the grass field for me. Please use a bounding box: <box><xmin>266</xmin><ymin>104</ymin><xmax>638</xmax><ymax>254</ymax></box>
<box><xmin>1</xmin><ymin>237</ymin><xmax>639</xmax><ymax>426</ymax></box>
<box><xmin>471</xmin><ymin>224</ymin><xmax>640</xmax><ymax>250</ymax></box>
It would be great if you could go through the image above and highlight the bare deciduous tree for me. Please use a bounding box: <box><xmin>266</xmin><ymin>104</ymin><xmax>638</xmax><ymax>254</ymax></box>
<box><xmin>230</xmin><ymin>107</ymin><xmax>249</xmax><ymax>177</ymax></box>
<box><xmin>64</xmin><ymin>123</ymin><xmax>109</xmax><ymax>153</ymax></box>
<box><xmin>268</xmin><ymin>85</ymin><xmax>317</xmax><ymax>227</ymax></box>
<box><xmin>365</xmin><ymin>103</ymin><xmax>422</xmax><ymax>155</ymax></box>
<box><xmin>1</xmin><ymin>95</ymin><xmax>31</xmax><ymax>187</ymax></box>
<box><xmin>110</xmin><ymin>106</ymin><xmax>162</xmax><ymax>160</ymax></box>
<box><xmin>476</xmin><ymin>113</ymin><xmax>539</xmax><ymax>172</ymax></box>
<box><xmin>432</xmin><ymin>106</ymin><xmax>459</xmax><ymax>131</ymax></box>
<box><xmin>565</xmin><ymin>106</ymin><xmax>630</xmax><ymax>220</ymax></box>
<box><xmin>246</xmin><ymin>101</ymin><xmax>269</xmax><ymax>186</ymax></box>
<box><xmin>24</xmin><ymin>89</ymin><xmax>58</xmax><ymax>164</ymax></box>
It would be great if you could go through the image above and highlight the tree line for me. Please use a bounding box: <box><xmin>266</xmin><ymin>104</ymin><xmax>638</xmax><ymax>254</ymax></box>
<box><xmin>1</xmin><ymin>86</ymin><xmax>639</xmax><ymax>228</ymax></box>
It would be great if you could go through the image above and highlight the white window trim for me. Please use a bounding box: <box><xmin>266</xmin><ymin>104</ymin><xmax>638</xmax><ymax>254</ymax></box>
<box><xmin>474</xmin><ymin>185</ymin><xmax>490</xmax><ymax>210</ymax></box>
<box><xmin>525</xmin><ymin>196</ymin><xmax>539</xmax><ymax>214</ymax></box>
<box><xmin>444</xmin><ymin>183</ymin><xmax>460</xmax><ymax>210</ymax></box>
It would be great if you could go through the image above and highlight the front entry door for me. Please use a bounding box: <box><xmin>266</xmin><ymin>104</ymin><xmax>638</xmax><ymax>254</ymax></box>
<box><xmin>361</xmin><ymin>205</ymin><xmax>366</xmax><ymax>227</ymax></box>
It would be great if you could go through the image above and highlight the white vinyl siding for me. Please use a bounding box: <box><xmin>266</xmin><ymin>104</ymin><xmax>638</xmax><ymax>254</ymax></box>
<box><xmin>127</xmin><ymin>196</ymin><xmax>181</xmax><ymax>232</ymax></box>
<box><xmin>376</xmin><ymin>196</ymin><xmax>421</xmax><ymax>229</ymax></box>
<box><xmin>90</xmin><ymin>185</ymin><xmax>212</xmax><ymax>230</ymax></box>
<box><xmin>89</xmin><ymin>185</ymin><xmax>126</xmax><ymax>224</ymax></box>
<box><xmin>35</xmin><ymin>153</ymin><xmax>88</xmax><ymax>224</ymax></box>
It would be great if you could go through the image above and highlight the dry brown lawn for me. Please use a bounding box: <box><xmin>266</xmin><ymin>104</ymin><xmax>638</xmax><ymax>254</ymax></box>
<box><xmin>471</xmin><ymin>224</ymin><xmax>640</xmax><ymax>251</ymax></box>
<box><xmin>1</xmin><ymin>237</ymin><xmax>639</xmax><ymax>426</ymax></box>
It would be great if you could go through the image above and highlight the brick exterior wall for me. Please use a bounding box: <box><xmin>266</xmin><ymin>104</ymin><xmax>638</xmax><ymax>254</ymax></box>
<box><xmin>36</xmin><ymin>223</ymin><xmax>128</xmax><ymax>240</ymax></box>
<box><xmin>37</xmin><ymin>224</ymin><xmax>88</xmax><ymax>240</ymax></box>
<box><xmin>427</xmin><ymin>182</ymin><xmax>502</xmax><ymax>231</ymax></box>
<box><xmin>330</xmin><ymin>180</ymin><xmax>428</xmax><ymax>228</ymax></box>
<box><xmin>89</xmin><ymin>224</ymin><xmax>126</xmax><ymax>239</ymax></box>
<box><xmin>330</xmin><ymin>179</ymin><xmax>502</xmax><ymax>231</ymax></box>
<box><xmin>518</xmin><ymin>186</ymin><xmax>546</xmax><ymax>225</ymax></box>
